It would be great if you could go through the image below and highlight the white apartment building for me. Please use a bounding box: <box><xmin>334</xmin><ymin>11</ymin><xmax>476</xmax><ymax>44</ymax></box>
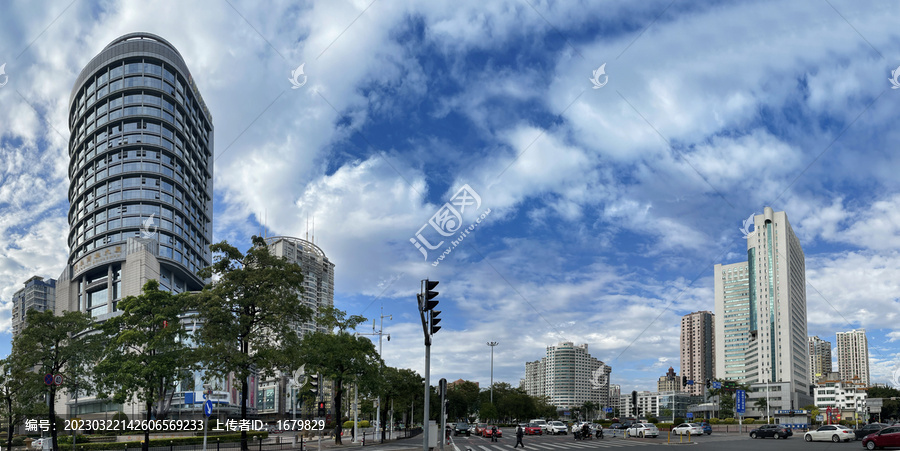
<box><xmin>836</xmin><ymin>329</ymin><xmax>870</xmax><ymax>386</ymax></box>
<box><xmin>256</xmin><ymin>236</ymin><xmax>335</xmax><ymax>417</ymax></box>
<box><xmin>524</xmin><ymin>342</ymin><xmax>611</xmax><ymax>411</ymax></box>
<box><xmin>808</xmin><ymin>335</ymin><xmax>832</xmax><ymax>385</ymax></box>
<box><xmin>715</xmin><ymin>207</ymin><xmax>812</xmax><ymax>409</ymax></box>
<box><xmin>814</xmin><ymin>372</ymin><xmax>868</xmax><ymax>420</ymax></box>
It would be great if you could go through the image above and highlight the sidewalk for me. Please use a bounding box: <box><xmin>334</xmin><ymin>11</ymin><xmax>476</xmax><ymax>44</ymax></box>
<box><xmin>288</xmin><ymin>431</ymin><xmax>421</xmax><ymax>451</ymax></box>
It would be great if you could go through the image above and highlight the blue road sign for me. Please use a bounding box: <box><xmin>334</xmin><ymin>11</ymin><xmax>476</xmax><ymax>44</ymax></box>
<box><xmin>735</xmin><ymin>389</ymin><xmax>746</xmax><ymax>414</ymax></box>
<box><xmin>44</xmin><ymin>374</ymin><xmax>53</xmax><ymax>385</ymax></box>
<box><xmin>686</xmin><ymin>413</ymin><xmax>693</xmax><ymax>418</ymax></box>
<box><xmin>204</xmin><ymin>400</ymin><xmax>213</xmax><ymax>417</ymax></box>
<box><xmin>712</xmin><ymin>381</ymin><xmax>722</xmax><ymax>389</ymax></box>
<box><xmin>605</xmin><ymin>407</ymin><xmax>613</xmax><ymax>413</ymax></box>
<box><xmin>687</xmin><ymin>380</ymin><xmax>694</xmax><ymax>385</ymax></box>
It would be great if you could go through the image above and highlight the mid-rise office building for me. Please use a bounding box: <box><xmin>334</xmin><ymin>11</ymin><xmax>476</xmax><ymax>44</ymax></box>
<box><xmin>524</xmin><ymin>342</ymin><xmax>611</xmax><ymax>412</ymax></box>
<box><xmin>808</xmin><ymin>335</ymin><xmax>832</xmax><ymax>385</ymax></box>
<box><xmin>56</xmin><ymin>32</ymin><xmax>219</xmax><ymax>417</ymax></box>
<box><xmin>836</xmin><ymin>329</ymin><xmax>870</xmax><ymax>386</ymax></box>
<box><xmin>714</xmin><ymin>207</ymin><xmax>812</xmax><ymax>409</ymax></box>
<box><xmin>256</xmin><ymin>236</ymin><xmax>335</xmax><ymax>417</ymax></box>
<box><xmin>680</xmin><ymin>311</ymin><xmax>715</xmax><ymax>396</ymax></box>
<box><xmin>11</xmin><ymin>276</ymin><xmax>57</xmax><ymax>336</ymax></box>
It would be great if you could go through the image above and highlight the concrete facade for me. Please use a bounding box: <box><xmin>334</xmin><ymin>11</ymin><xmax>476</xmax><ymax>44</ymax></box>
<box><xmin>808</xmin><ymin>335</ymin><xmax>832</xmax><ymax>385</ymax></box>
<box><xmin>256</xmin><ymin>236</ymin><xmax>335</xmax><ymax>418</ymax></box>
<box><xmin>680</xmin><ymin>311</ymin><xmax>715</xmax><ymax>396</ymax></box>
<box><xmin>523</xmin><ymin>342</ymin><xmax>611</xmax><ymax>412</ymax></box>
<box><xmin>836</xmin><ymin>329</ymin><xmax>869</xmax><ymax>386</ymax></box>
<box><xmin>11</xmin><ymin>276</ymin><xmax>56</xmax><ymax>336</ymax></box>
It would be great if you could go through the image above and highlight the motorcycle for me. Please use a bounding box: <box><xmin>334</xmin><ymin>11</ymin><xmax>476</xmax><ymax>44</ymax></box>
<box><xmin>595</xmin><ymin>428</ymin><xmax>603</xmax><ymax>439</ymax></box>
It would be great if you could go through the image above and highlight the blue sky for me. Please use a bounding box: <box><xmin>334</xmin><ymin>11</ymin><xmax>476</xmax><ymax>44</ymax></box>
<box><xmin>1</xmin><ymin>0</ymin><xmax>900</xmax><ymax>394</ymax></box>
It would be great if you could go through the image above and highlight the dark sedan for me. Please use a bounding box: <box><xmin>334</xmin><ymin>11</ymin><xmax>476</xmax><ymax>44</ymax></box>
<box><xmin>749</xmin><ymin>424</ymin><xmax>792</xmax><ymax>439</ymax></box>
<box><xmin>855</xmin><ymin>423</ymin><xmax>889</xmax><ymax>440</ymax></box>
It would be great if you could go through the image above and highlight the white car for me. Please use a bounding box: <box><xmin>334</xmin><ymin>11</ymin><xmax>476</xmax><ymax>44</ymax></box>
<box><xmin>803</xmin><ymin>424</ymin><xmax>854</xmax><ymax>442</ymax></box>
<box><xmin>626</xmin><ymin>423</ymin><xmax>659</xmax><ymax>438</ymax></box>
<box><xmin>31</xmin><ymin>438</ymin><xmax>47</xmax><ymax>449</ymax></box>
<box><xmin>671</xmin><ymin>423</ymin><xmax>705</xmax><ymax>436</ymax></box>
<box><xmin>549</xmin><ymin>421</ymin><xmax>568</xmax><ymax>435</ymax></box>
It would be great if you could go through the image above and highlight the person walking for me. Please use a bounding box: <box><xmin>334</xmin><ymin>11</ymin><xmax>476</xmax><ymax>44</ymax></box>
<box><xmin>514</xmin><ymin>425</ymin><xmax>525</xmax><ymax>448</ymax></box>
<box><xmin>491</xmin><ymin>425</ymin><xmax>499</xmax><ymax>442</ymax></box>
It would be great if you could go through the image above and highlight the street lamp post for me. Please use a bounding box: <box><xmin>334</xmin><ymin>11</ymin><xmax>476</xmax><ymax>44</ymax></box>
<box><xmin>486</xmin><ymin>342</ymin><xmax>499</xmax><ymax>403</ymax></box>
<box><xmin>355</xmin><ymin>305</ymin><xmax>391</xmax><ymax>443</ymax></box>
<box><xmin>765</xmin><ymin>380</ymin><xmax>770</xmax><ymax>424</ymax></box>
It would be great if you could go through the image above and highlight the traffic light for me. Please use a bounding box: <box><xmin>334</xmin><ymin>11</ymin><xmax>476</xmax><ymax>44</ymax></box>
<box><xmin>423</xmin><ymin>280</ymin><xmax>441</xmax><ymax>335</ymax></box>
<box><xmin>317</xmin><ymin>401</ymin><xmax>326</xmax><ymax>417</ymax></box>
<box><xmin>309</xmin><ymin>373</ymin><xmax>319</xmax><ymax>396</ymax></box>
<box><xmin>631</xmin><ymin>390</ymin><xmax>637</xmax><ymax>411</ymax></box>
<box><xmin>430</xmin><ymin>309</ymin><xmax>442</xmax><ymax>334</ymax></box>
<box><xmin>706</xmin><ymin>380</ymin><xmax>711</xmax><ymax>389</ymax></box>
<box><xmin>682</xmin><ymin>376</ymin><xmax>687</xmax><ymax>387</ymax></box>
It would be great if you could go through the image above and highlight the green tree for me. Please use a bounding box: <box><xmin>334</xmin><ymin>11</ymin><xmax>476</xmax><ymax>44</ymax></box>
<box><xmin>0</xmin><ymin>357</ymin><xmax>45</xmax><ymax>449</ymax></box>
<box><xmin>191</xmin><ymin>236</ymin><xmax>312</xmax><ymax>451</ymax></box>
<box><xmin>94</xmin><ymin>280</ymin><xmax>193</xmax><ymax>451</ymax></box>
<box><xmin>296</xmin><ymin>307</ymin><xmax>381</xmax><ymax>444</ymax></box>
<box><xmin>480</xmin><ymin>402</ymin><xmax>498</xmax><ymax>422</ymax></box>
<box><xmin>582</xmin><ymin>401</ymin><xmax>596</xmax><ymax>421</ymax></box>
<box><xmin>13</xmin><ymin>310</ymin><xmax>100</xmax><ymax>451</ymax></box>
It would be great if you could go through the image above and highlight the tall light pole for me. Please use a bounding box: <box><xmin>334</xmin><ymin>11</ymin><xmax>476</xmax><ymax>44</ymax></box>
<box><xmin>356</xmin><ymin>305</ymin><xmax>391</xmax><ymax>443</ymax></box>
<box><xmin>765</xmin><ymin>380</ymin><xmax>770</xmax><ymax>424</ymax></box>
<box><xmin>487</xmin><ymin>342</ymin><xmax>499</xmax><ymax>403</ymax></box>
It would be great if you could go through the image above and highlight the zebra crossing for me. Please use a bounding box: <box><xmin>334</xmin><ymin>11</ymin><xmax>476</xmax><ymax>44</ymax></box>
<box><xmin>458</xmin><ymin>439</ymin><xmax>654</xmax><ymax>451</ymax></box>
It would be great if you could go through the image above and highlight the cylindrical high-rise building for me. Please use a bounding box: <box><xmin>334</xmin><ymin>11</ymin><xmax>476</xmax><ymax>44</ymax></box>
<box><xmin>59</xmin><ymin>32</ymin><xmax>212</xmax><ymax>318</ymax></box>
<box><xmin>57</xmin><ymin>32</ymin><xmax>213</xmax><ymax>416</ymax></box>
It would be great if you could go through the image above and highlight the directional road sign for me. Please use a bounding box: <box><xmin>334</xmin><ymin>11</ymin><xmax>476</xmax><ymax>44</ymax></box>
<box><xmin>686</xmin><ymin>413</ymin><xmax>693</xmax><ymax>418</ymax></box>
<box><xmin>712</xmin><ymin>381</ymin><xmax>722</xmax><ymax>389</ymax></box>
<box><xmin>687</xmin><ymin>380</ymin><xmax>694</xmax><ymax>385</ymax></box>
<box><xmin>735</xmin><ymin>389</ymin><xmax>746</xmax><ymax>414</ymax></box>
<box><xmin>605</xmin><ymin>407</ymin><xmax>613</xmax><ymax>413</ymax></box>
<box><xmin>204</xmin><ymin>400</ymin><xmax>213</xmax><ymax>417</ymax></box>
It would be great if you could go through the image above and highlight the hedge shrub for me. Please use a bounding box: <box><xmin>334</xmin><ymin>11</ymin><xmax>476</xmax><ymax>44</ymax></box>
<box><xmin>57</xmin><ymin>432</ymin><xmax>267</xmax><ymax>451</ymax></box>
<box><xmin>359</xmin><ymin>421</ymin><xmax>370</xmax><ymax>428</ymax></box>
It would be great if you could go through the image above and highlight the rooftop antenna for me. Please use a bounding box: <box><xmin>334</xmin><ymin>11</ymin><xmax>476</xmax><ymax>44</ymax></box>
<box><xmin>306</xmin><ymin>213</ymin><xmax>309</xmax><ymax>241</ymax></box>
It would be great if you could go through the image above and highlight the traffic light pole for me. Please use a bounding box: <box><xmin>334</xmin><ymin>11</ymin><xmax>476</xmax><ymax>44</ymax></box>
<box><xmin>418</xmin><ymin>279</ymin><xmax>441</xmax><ymax>451</ymax></box>
<box><xmin>423</xmin><ymin>341</ymin><xmax>431</xmax><ymax>451</ymax></box>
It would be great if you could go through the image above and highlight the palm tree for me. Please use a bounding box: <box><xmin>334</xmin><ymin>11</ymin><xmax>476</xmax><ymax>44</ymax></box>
<box><xmin>754</xmin><ymin>397</ymin><xmax>768</xmax><ymax>421</ymax></box>
<box><xmin>582</xmin><ymin>401</ymin><xmax>596</xmax><ymax>421</ymax></box>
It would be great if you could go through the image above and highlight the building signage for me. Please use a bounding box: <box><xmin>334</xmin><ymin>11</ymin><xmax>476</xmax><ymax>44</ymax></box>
<box><xmin>73</xmin><ymin>245</ymin><xmax>124</xmax><ymax>276</ymax></box>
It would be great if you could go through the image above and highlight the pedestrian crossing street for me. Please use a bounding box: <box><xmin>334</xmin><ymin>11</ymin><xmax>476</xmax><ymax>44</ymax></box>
<box><xmin>457</xmin><ymin>439</ymin><xmax>654</xmax><ymax>450</ymax></box>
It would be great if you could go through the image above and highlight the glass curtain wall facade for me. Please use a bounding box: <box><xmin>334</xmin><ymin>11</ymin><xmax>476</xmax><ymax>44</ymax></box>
<box><xmin>58</xmin><ymin>32</ymin><xmax>213</xmax><ymax>417</ymax></box>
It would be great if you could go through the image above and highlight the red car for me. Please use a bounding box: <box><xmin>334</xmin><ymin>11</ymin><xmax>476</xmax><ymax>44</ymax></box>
<box><xmin>474</xmin><ymin>423</ymin><xmax>487</xmax><ymax>435</ymax></box>
<box><xmin>524</xmin><ymin>423</ymin><xmax>543</xmax><ymax>435</ymax></box>
<box><xmin>482</xmin><ymin>426</ymin><xmax>502</xmax><ymax>438</ymax></box>
<box><xmin>862</xmin><ymin>425</ymin><xmax>900</xmax><ymax>450</ymax></box>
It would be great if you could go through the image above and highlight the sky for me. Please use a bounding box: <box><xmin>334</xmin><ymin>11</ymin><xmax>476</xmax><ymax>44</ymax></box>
<box><xmin>1</xmin><ymin>0</ymin><xmax>900</xmax><ymax>396</ymax></box>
